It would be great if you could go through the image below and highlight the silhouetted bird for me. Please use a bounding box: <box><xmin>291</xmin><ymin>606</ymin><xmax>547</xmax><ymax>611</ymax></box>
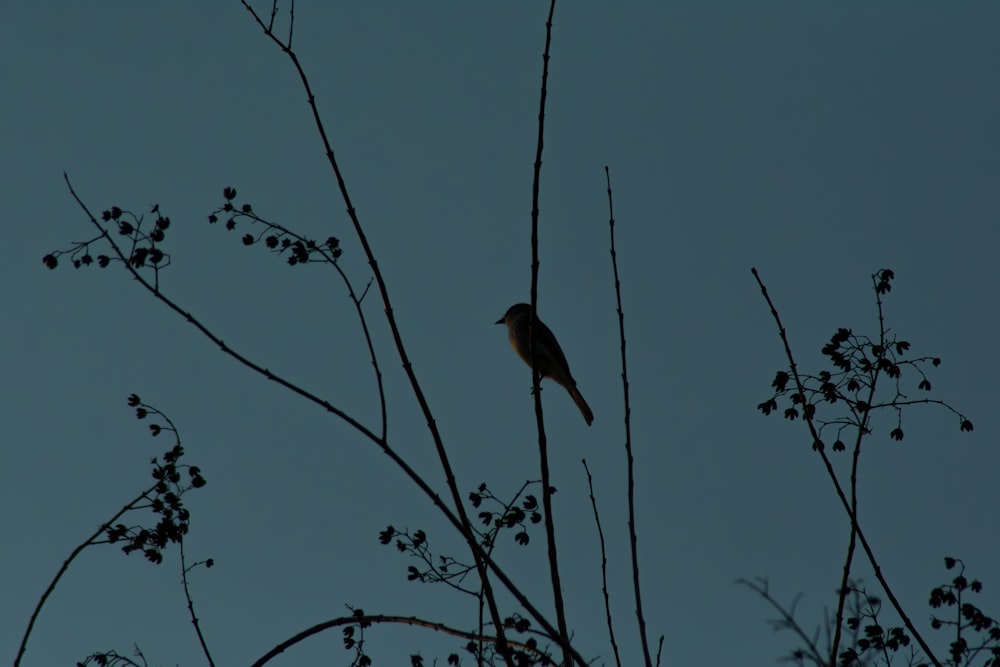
<box><xmin>496</xmin><ymin>303</ymin><xmax>593</xmax><ymax>426</ymax></box>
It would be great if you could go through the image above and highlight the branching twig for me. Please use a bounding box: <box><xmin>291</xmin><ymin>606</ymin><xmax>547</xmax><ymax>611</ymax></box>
<box><xmin>737</xmin><ymin>578</ymin><xmax>827</xmax><ymax>666</ymax></box>
<box><xmin>180</xmin><ymin>539</ymin><xmax>215</xmax><ymax>666</ymax></box>
<box><xmin>208</xmin><ymin>203</ymin><xmax>388</xmax><ymax>440</ymax></box>
<box><xmin>237</xmin><ymin>3</ymin><xmax>516</xmax><ymax>659</ymax></box>
<box><xmin>831</xmin><ymin>275</ymin><xmax>891</xmax><ymax>665</ymax></box>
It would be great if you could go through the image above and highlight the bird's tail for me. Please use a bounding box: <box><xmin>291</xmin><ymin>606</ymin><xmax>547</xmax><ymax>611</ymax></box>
<box><xmin>568</xmin><ymin>385</ymin><xmax>594</xmax><ymax>426</ymax></box>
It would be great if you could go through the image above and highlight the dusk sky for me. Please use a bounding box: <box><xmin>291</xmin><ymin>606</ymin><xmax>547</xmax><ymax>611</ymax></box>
<box><xmin>3</xmin><ymin>3</ymin><xmax>999</xmax><ymax>666</ymax></box>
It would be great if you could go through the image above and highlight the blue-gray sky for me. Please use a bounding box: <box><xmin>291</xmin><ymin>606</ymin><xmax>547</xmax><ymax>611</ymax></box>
<box><xmin>3</xmin><ymin>3</ymin><xmax>998</xmax><ymax>666</ymax></box>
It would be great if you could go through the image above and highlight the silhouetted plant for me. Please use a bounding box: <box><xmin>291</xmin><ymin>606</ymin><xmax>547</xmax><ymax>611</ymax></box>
<box><xmin>75</xmin><ymin>645</ymin><xmax>148</xmax><ymax>667</ymax></box>
<box><xmin>207</xmin><ymin>187</ymin><xmax>344</xmax><ymax>267</ymax></box>
<box><xmin>376</xmin><ymin>481</ymin><xmax>551</xmax><ymax>663</ymax></box>
<box><xmin>742</xmin><ymin>561</ymin><xmax>999</xmax><ymax>667</ymax></box>
<box><xmin>838</xmin><ymin>586</ymin><xmax>915</xmax><ymax>666</ymax></box>
<box><xmin>927</xmin><ymin>558</ymin><xmax>1000</xmax><ymax>667</ymax></box>
<box><xmin>43</xmin><ymin>203</ymin><xmax>172</xmax><ymax>288</ymax></box>
<box><xmin>342</xmin><ymin>607</ymin><xmax>374</xmax><ymax>667</ymax></box>
<box><xmin>31</xmin><ymin>1</ymin><xmax>987</xmax><ymax>666</ymax></box>
<box><xmin>15</xmin><ymin>397</ymin><xmax>208</xmax><ymax>667</ymax></box>
<box><xmin>42</xmin><ymin>3</ymin><xmax>583</xmax><ymax>665</ymax></box>
<box><xmin>468</xmin><ymin>482</ymin><xmax>544</xmax><ymax>549</ymax></box>
<box><xmin>757</xmin><ymin>270</ymin><xmax>972</xmax><ymax>447</ymax></box>
<box><xmin>749</xmin><ymin>268</ymin><xmax>975</xmax><ymax>667</ymax></box>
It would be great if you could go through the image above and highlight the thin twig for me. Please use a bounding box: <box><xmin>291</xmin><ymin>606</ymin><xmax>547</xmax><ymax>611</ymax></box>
<box><xmin>582</xmin><ymin>460</ymin><xmax>622</xmax><ymax>667</ymax></box>
<box><xmin>266</xmin><ymin>0</ymin><xmax>278</xmax><ymax>32</ymax></box>
<box><xmin>736</xmin><ymin>578</ymin><xmax>826</xmax><ymax>666</ymax></box>
<box><xmin>750</xmin><ymin>267</ymin><xmax>941</xmax><ymax>667</ymax></box>
<box><xmin>179</xmin><ymin>539</ymin><xmax>215</xmax><ymax>666</ymax></box>
<box><xmin>830</xmin><ymin>275</ymin><xmax>889</xmax><ymax>664</ymax></box>
<box><xmin>860</xmin><ymin>588</ymin><xmax>893</xmax><ymax>666</ymax></box>
<box><xmin>606</xmin><ymin>166</ymin><xmax>653</xmax><ymax>667</ymax></box>
<box><xmin>474</xmin><ymin>479</ymin><xmax>542</xmax><ymax>661</ymax></box>
<box><xmin>525</xmin><ymin>1</ymin><xmax>572</xmax><ymax>666</ymax></box>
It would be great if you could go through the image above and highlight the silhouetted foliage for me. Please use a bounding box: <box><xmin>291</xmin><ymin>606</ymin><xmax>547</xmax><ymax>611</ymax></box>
<box><xmin>75</xmin><ymin>645</ymin><xmax>149</xmax><ymax>667</ymax></box>
<box><xmin>207</xmin><ymin>187</ymin><xmax>342</xmax><ymax>266</ymax></box>
<box><xmin>379</xmin><ymin>482</ymin><xmax>546</xmax><ymax>597</ymax></box>
<box><xmin>757</xmin><ymin>270</ymin><xmax>973</xmax><ymax>450</ymax></box>
<box><xmin>927</xmin><ymin>559</ymin><xmax>1000</xmax><ymax>667</ymax></box>
<box><xmin>15</xmin><ymin>397</ymin><xmax>208</xmax><ymax>667</ymax></box>
<box><xmin>44</xmin><ymin>204</ymin><xmax>172</xmax><ymax>273</ymax></box>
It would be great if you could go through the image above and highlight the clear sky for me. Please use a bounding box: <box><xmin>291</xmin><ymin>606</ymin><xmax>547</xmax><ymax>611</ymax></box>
<box><xmin>3</xmin><ymin>3</ymin><xmax>998</xmax><ymax>666</ymax></box>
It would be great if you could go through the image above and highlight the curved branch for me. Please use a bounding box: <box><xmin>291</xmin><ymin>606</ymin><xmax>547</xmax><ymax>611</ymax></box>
<box><xmin>14</xmin><ymin>486</ymin><xmax>154</xmax><ymax>667</ymax></box>
<box><xmin>252</xmin><ymin>613</ymin><xmax>557</xmax><ymax>667</ymax></box>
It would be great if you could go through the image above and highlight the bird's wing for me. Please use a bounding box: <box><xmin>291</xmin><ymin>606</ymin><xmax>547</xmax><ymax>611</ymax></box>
<box><xmin>538</xmin><ymin>320</ymin><xmax>572</xmax><ymax>379</ymax></box>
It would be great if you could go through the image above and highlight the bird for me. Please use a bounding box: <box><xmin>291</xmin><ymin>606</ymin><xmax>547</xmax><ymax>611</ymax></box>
<box><xmin>496</xmin><ymin>303</ymin><xmax>594</xmax><ymax>426</ymax></box>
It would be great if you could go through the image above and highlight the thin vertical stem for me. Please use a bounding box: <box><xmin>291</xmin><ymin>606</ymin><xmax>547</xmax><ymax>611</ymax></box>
<box><xmin>528</xmin><ymin>2</ymin><xmax>572</xmax><ymax>666</ymax></box>
<box><xmin>606</xmin><ymin>166</ymin><xmax>653</xmax><ymax>667</ymax></box>
<box><xmin>582</xmin><ymin>459</ymin><xmax>623</xmax><ymax>667</ymax></box>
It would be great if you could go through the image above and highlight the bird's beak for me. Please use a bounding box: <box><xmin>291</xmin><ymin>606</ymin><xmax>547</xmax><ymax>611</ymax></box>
<box><xmin>495</xmin><ymin>316</ymin><xmax>505</xmax><ymax>325</ymax></box>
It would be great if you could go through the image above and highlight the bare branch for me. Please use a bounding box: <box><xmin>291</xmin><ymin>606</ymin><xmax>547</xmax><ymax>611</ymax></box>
<box><xmin>582</xmin><ymin>459</ymin><xmax>622</xmax><ymax>667</ymax></box>
<box><xmin>606</xmin><ymin>165</ymin><xmax>653</xmax><ymax>667</ymax></box>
